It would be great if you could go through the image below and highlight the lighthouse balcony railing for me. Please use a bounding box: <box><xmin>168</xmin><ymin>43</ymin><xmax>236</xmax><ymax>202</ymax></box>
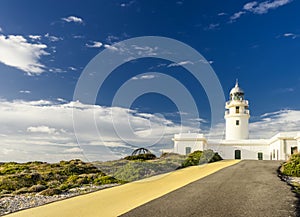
<box><xmin>225</xmin><ymin>110</ymin><xmax>249</xmax><ymax>115</ymax></box>
<box><xmin>226</xmin><ymin>100</ymin><xmax>249</xmax><ymax>106</ymax></box>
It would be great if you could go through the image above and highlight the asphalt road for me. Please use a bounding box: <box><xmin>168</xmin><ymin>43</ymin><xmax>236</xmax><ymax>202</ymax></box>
<box><xmin>121</xmin><ymin>160</ymin><xmax>298</xmax><ymax>217</ymax></box>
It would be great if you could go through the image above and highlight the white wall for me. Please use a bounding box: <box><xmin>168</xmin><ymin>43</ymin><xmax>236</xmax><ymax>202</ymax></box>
<box><xmin>174</xmin><ymin>140</ymin><xmax>205</xmax><ymax>155</ymax></box>
<box><xmin>225</xmin><ymin>115</ymin><xmax>249</xmax><ymax>140</ymax></box>
<box><xmin>214</xmin><ymin>144</ymin><xmax>270</xmax><ymax>160</ymax></box>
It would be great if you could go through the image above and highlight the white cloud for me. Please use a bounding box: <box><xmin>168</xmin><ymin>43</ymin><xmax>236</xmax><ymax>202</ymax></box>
<box><xmin>73</xmin><ymin>35</ymin><xmax>84</xmax><ymax>39</ymax></box>
<box><xmin>63</xmin><ymin>147</ymin><xmax>83</xmax><ymax>153</ymax></box>
<box><xmin>120</xmin><ymin>1</ymin><xmax>135</xmax><ymax>7</ymax></box>
<box><xmin>168</xmin><ymin>60</ymin><xmax>194</xmax><ymax>67</ymax></box>
<box><xmin>68</xmin><ymin>66</ymin><xmax>77</xmax><ymax>71</ymax></box>
<box><xmin>244</xmin><ymin>0</ymin><xmax>292</xmax><ymax>14</ymax></box>
<box><xmin>28</xmin><ymin>35</ymin><xmax>41</xmax><ymax>40</ymax></box>
<box><xmin>57</xmin><ymin>98</ymin><xmax>67</xmax><ymax>103</ymax></box>
<box><xmin>27</xmin><ymin>125</ymin><xmax>58</xmax><ymax>134</ymax></box>
<box><xmin>19</xmin><ymin>90</ymin><xmax>31</xmax><ymax>94</ymax></box>
<box><xmin>61</xmin><ymin>16</ymin><xmax>83</xmax><ymax>24</ymax></box>
<box><xmin>243</xmin><ymin>1</ymin><xmax>258</xmax><ymax>10</ymax></box>
<box><xmin>206</xmin><ymin>23</ymin><xmax>220</xmax><ymax>30</ymax></box>
<box><xmin>104</xmin><ymin>44</ymin><xmax>119</xmax><ymax>51</ymax></box>
<box><xmin>86</xmin><ymin>41</ymin><xmax>103</xmax><ymax>48</ymax></box>
<box><xmin>230</xmin><ymin>0</ymin><xmax>292</xmax><ymax>22</ymax></box>
<box><xmin>0</xmin><ymin>34</ymin><xmax>49</xmax><ymax>75</ymax></box>
<box><xmin>0</xmin><ymin>99</ymin><xmax>195</xmax><ymax>162</ymax></box>
<box><xmin>283</xmin><ymin>33</ymin><xmax>298</xmax><ymax>39</ymax></box>
<box><xmin>0</xmin><ymin>27</ymin><xmax>3</xmax><ymax>32</ymax></box>
<box><xmin>218</xmin><ymin>12</ymin><xmax>227</xmax><ymax>16</ymax></box>
<box><xmin>45</xmin><ymin>33</ymin><xmax>62</xmax><ymax>42</ymax></box>
<box><xmin>230</xmin><ymin>11</ymin><xmax>246</xmax><ymax>21</ymax></box>
<box><xmin>131</xmin><ymin>74</ymin><xmax>156</xmax><ymax>80</ymax></box>
<box><xmin>49</xmin><ymin>67</ymin><xmax>66</xmax><ymax>73</ymax></box>
<box><xmin>250</xmin><ymin>109</ymin><xmax>300</xmax><ymax>138</ymax></box>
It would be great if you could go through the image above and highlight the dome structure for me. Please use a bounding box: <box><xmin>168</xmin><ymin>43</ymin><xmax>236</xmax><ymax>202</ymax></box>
<box><xmin>131</xmin><ymin>148</ymin><xmax>152</xmax><ymax>156</ymax></box>
<box><xmin>230</xmin><ymin>79</ymin><xmax>244</xmax><ymax>101</ymax></box>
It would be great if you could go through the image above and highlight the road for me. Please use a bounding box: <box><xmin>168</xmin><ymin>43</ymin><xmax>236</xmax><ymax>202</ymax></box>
<box><xmin>121</xmin><ymin>160</ymin><xmax>298</xmax><ymax>217</ymax></box>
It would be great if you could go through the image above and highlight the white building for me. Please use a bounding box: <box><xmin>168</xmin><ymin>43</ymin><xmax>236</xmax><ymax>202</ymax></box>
<box><xmin>173</xmin><ymin>80</ymin><xmax>300</xmax><ymax>160</ymax></box>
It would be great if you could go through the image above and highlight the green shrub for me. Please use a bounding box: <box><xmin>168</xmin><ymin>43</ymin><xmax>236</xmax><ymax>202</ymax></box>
<box><xmin>180</xmin><ymin>150</ymin><xmax>222</xmax><ymax>168</ymax></box>
<box><xmin>15</xmin><ymin>187</ymin><xmax>30</xmax><ymax>195</ymax></box>
<box><xmin>181</xmin><ymin>151</ymin><xmax>203</xmax><ymax>168</ymax></box>
<box><xmin>28</xmin><ymin>184</ymin><xmax>47</xmax><ymax>193</ymax></box>
<box><xmin>39</xmin><ymin>188</ymin><xmax>62</xmax><ymax>196</ymax></box>
<box><xmin>199</xmin><ymin>150</ymin><xmax>223</xmax><ymax>164</ymax></box>
<box><xmin>281</xmin><ymin>153</ymin><xmax>300</xmax><ymax>177</ymax></box>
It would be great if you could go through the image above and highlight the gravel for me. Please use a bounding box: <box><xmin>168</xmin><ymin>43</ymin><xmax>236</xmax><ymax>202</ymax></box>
<box><xmin>0</xmin><ymin>184</ymin><xmax>119</xmax><ymax>216</ymax></box>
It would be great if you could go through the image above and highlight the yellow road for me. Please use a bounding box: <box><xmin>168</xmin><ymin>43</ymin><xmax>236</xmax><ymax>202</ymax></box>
<box><xmin>6</xmin><ymin>160</ymin><xmax>240</xmax><ymax>217</ymax></box>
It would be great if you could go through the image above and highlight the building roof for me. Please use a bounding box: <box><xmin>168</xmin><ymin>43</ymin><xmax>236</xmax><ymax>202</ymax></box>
<box><xmin>230</xmin><ymin>79</ymin><xmax>244</xmax><ymax>95</ymax></box>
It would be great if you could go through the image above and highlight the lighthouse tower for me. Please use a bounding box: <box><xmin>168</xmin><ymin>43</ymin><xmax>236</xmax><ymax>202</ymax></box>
<box><xmin>225</xmin><ymin>80</ymin><xmax>250</xmax><ymax>140</ymax></box>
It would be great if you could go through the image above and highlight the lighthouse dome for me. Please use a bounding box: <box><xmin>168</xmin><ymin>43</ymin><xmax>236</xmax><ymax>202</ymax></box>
<box><xmin>229</xmin><ymin>80</ymin><xmax>244</xmax><ymax>101</ymax></box>
<box><xmin>230</xmin><ymin>80</ymin><xmax>244</xmax><ymax>95</ymax></box>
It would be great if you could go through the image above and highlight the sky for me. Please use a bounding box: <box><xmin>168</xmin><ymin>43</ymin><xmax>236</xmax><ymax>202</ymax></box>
<box><xmin>0</xmin><ymin>0</ymin><xmax>299</xmax><ymax>162</ymax></box>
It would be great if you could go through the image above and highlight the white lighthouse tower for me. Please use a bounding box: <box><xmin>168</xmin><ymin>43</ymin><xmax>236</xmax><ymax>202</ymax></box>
<box><xmin>225</xmin><ymin>80</ymin><xmax>250</xmax><ymax>140</ymax></box>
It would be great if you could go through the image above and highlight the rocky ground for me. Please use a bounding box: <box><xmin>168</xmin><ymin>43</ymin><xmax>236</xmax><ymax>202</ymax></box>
<box><xmin>0</xmin><ymin>184</ymin><xmax>118</xmax><ymax>216</ymax></box>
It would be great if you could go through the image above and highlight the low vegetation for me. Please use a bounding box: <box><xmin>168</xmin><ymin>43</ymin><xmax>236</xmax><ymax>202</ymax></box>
<box><xmin>0</xmin><ymin>159</ymin><xmax>123</xmax><ymax>196</ymax></box>
<box><xmin>96</xmin><ymin>151</ymin><xmax>222</xmax><ymax>182</ymax></box>
<box><xmin>281</xmin><ymin>153</ymin><xmax>300</xmax><ymax>177</ymax></box>
<box><xmin>180</xmin><ymin>149</ymin><xmax>223</xmax><ymax>169</ymax></box>
<box><xmin>0</xmin><ymin>150</ymin><xmax>223</xmax><ymax>196</ymax></box>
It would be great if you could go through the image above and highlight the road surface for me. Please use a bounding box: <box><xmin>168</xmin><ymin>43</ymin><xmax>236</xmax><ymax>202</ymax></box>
<box><xmin>121</xmin><ymin>160</ymin><xmax>298</xmax><ymax>217</ymax></box>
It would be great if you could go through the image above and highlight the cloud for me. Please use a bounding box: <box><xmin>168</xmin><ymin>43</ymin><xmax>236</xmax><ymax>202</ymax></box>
<box><xmin>104</xmin><ymin>44</ymin><xmax>119</xmax><ymax>51</ymax></box>
<box><xmin>250</xmin><ymin>109</ymin><xmax>300</xmax><ymax>138</ymax></box>
<box><xmin>230</xmin><ymin>11</ymin><xmax>246</xmax><ymax>21</ymax></box>
<box><xmin>19</xmin><ymin>90</ymin><xmax>31</xmax><ymax>94</ymax></box>
<box><xmin>45</xmin><ymin>33</ymin><xmax>62</xmax><ymax>42</ymax></box>
<box><xmin>0</xmin><ymin>27</ymin><xmax>2</xmax><ymax>32</ymax></box>
<box><xmin>86</xmin><ymin>41</ymin><xmax>103</xmax><ymax>48</ymax></box>
<box><xmin>283</xmin><ymin>33</ymin><xmax>298</xmax><ymax>39</ymax></box>
<box><xmin>243</xmin><ymin>1</ymin><xmax>258</xmax><ymax>10</ymax></box>
<box><xmin>0</xmin><ymin>34</ymin><xmax>49</xmax><ymax>75</ymax></box>
<box><xmin>68</xmin><ymin>66</ymin><xmax>77</xmax><ymax>71</ymax></box>
<box><xmin>28</xmin><ymin>35</ymin><xmax>41</xmax><ymax>40</ymax></box>
<box><xmin>120</xmin><ymin>1</ymin><xmax>135</xmax><ymax>7</ymax></box>
<box><xmin>168</xmin><ymin>60</ymin><xmax>194</xmax><ymax>67</ymax></box>
<box><xmin>27</xmin><ymin>125</ymin><xmax>58</xmax><ymax>134</ymax></box>
<box><xmin>63</xmin><ymin>147</ymin><xmax>83</xmax><ymax>153</ymax></box>
<box><xmin>244</xmin><ymin>0</ymin><xmax>292</xmax><ymax>14</ymax></box>
<box><xmin>49</xmin><ymin>67</ymin><xmax>66</xmax><ymax>73</ymax></box>
<box><xmin>131</xmin><ymin>74</ymin><xmax>156</xmax><ymax>80</ymax></box>
<box><xmin>218</xmin><ymin>12</ymin><xmax>227</xmax><ymax>16</ymax></box>
<box><xmin>61</xmin><ymin>16</ymin><xmax>83</xmax><ymax>24</ymax></box>
<box><xmin>0</xmin><ymin>99</ymin><xmax>195</xmax><ymax>162</ymax></box>
<box><xmin>206</xmin><ymin>23</ymin><xmax>220</xmax><ymax>30</ymax></box>
<box><xmin>230</xmin><ymin>0</ymin><xmax>292</xmax><ymax>22</ymax></box>
<box><xmin>106</xmin><ymin>35</ymin><xmax>120</xmax><ymax>43</ymax></box>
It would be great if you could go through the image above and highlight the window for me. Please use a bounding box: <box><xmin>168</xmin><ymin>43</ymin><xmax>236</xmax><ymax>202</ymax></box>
<box><xmin>291</xmin><ymin>146</ymin><xmax>298</xmax><ymax>154</ymax></box>
<box><xmin>185</xmin><ymin>147</ymin><xmax>191</xmax><ymax>155</ymax></box>
<box><xmin>236</xmin><ymin>106</ymin><xmax>240</xmax><ymax>114</ymax></box>
<box><xmin>236</xmin><ymin>120</ymin><xmax>239</xmax><ymax>126</ymax></box>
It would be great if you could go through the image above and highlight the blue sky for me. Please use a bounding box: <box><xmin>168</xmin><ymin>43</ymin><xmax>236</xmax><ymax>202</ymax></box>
<box><xmin>0</xmin><ymin>0</ymin><xmax>299</xmax><ymax>162</ymax></box>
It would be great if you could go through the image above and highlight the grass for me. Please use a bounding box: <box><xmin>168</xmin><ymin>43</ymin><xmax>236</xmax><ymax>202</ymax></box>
<box><xmin>0</xmin><ymin>159</ymin><xmax>123</xmax><ymax>196</ymax></box>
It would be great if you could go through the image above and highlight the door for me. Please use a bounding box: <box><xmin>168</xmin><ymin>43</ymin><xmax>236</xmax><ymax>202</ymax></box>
<box><xmin>234</xmin><ymin>150</ymin><xmax>241</xmax><ymax>159</ymax></box>
<box><xmin>258</xmin><ymin>152</ymin><xmax>263</xmax><ymax>160</ymax></box>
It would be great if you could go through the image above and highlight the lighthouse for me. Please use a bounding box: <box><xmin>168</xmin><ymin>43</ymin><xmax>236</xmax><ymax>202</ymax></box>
<box><xmin>224</xmin><ymin>80</ymin><xmax>250</xmax><ymax>140</ymax></box>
